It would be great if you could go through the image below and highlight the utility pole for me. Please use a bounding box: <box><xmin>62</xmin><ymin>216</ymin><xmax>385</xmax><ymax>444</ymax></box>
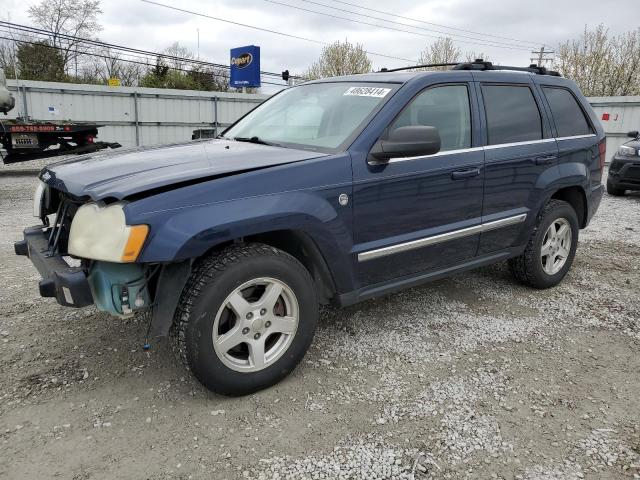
<box><xmin>531</xmin><ymin>46</ymin><xmax>555</xmax><ymax>67</ymax></box>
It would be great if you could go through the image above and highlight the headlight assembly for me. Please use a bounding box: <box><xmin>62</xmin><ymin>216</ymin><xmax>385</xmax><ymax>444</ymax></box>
<box><xmin>68</xmin><ymin>202</ymin><xmax>149</xmax><ymax>263</ymax></box>
<box><xmin>618</xmin><ymin>145</ymin><xmax>637</xmax><ymax>156</ymax></box>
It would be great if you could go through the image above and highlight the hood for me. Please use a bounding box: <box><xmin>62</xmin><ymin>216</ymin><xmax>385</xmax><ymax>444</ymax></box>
<box><xmin>40</xmin><ymin>140</ymin><xmax>327</xmax><ymax>200</ymax></box>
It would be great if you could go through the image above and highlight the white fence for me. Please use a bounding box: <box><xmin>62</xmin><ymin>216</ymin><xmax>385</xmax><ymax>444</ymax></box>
<box><xmin>5</xmin><ymin>80</ymin><xmax>640</xmax><ymax>157</ymax></box>
<box><xmin>6</xmin><ymin>80</ymin><xmax>269</xmax><ymax>149</ymax></box>
<box><xmin>587</xmin><ymin>96</ymin><xmax>640</xmax><ymax>158</ymax></box>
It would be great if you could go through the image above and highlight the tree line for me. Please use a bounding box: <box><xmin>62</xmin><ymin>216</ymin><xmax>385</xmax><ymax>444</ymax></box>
<box><xmin>1</xmin><ymin>0</ymin><xmax>640</xmax><ymax>97</ymax></box>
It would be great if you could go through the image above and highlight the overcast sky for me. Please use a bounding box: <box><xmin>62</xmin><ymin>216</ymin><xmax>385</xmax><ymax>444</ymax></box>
<box><xmin>4</xmin><ymin>0</ymin><xmax>640</xmax><ymax>92</ymax></box>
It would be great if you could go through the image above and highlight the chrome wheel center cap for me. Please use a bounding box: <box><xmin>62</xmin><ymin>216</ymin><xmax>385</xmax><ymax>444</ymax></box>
<box><xmin>251</xmin><ymin>317</ymin><xmax>265</xmax><ymax>331</ymax></box>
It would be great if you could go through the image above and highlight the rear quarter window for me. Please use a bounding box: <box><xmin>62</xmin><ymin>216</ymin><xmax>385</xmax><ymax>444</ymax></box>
<box><xmin>542</xmin><ymin>87</ymin><xmax>592</xmax><ymax>137</ymax></box>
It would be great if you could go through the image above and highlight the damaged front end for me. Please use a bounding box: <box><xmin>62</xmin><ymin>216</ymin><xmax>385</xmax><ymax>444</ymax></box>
<box><xmin>15</xmin><ymin>180</ymin><xmax>189</xmax><ymax>335</ymax></box>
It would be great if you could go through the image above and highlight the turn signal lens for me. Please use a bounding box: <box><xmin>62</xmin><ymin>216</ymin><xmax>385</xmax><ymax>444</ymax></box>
<box><xmin>121</xmin><ymin>225</ymin><xmax>149</xmax><ymax>263</ymax></box>
<box><xmin>598</xmin><ymin>140</ymin><xmax>606</xmax><ymax>170</ymax></box>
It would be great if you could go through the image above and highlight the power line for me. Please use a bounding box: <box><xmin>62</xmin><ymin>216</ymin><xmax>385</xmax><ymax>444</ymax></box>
<box><xmin>0</xmin><ymin>34</ymin><xmax>290</xmax><ymax>87</ymax></box>
<box><xmin>139</xmin><ymin>0</ymin><xmax>418</xmax><ymax>64</ymax></box>
<box><xmin>285</xmin><ymin>0</ymin><xmax>539</xmax><ymax>50</ymax></box>
<box><xmin>325</xmin><ymin>0</ymin><xmax>547</xmax><ymax>48</ymax></box>
<box><xmin>0</xmin><ymin>21</ymin><xmax>293</xmax><ymax>79</ymax></box>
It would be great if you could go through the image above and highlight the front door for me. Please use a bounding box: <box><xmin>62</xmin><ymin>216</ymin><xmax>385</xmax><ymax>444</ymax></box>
<box><xmin>352</xmin><ymin>82</ymin><xmax>485</xmax><ymax>287</ymax></box>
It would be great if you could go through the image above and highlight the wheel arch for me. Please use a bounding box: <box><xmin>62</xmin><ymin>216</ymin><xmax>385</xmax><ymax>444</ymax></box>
<box><xmin>201</xmin><ymin>230</ymin><xmax>338</xmax><ymax>305</ymax></box>
<box><xmin>549</xmin><ymin>185</ymin><xmax>588</xmax><ymax>228</ymax></box>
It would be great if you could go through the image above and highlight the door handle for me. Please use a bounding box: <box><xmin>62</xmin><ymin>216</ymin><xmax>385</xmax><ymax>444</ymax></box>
<box><xmin>451</xmin><ymin>168</ymin><xmax>480</xmax><ymax>180</ymax></box>
<box><xmin>534</xmin><ymin>155</ymin><xmax>557</xmax><ymax>165</ymax></box>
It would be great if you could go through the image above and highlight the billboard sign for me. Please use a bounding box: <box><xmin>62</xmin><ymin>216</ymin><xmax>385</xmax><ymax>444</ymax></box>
<box><xmin>230</xmin><ymin>45</ymin><xmax>261</xmax><ymax>88</ymax></box>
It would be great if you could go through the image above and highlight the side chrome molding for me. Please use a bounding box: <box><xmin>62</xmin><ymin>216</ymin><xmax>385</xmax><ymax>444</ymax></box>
<box><xmin>357</xmin><ymin>213</ymin><xmax>527</xmax><ymax>262</ymax></box>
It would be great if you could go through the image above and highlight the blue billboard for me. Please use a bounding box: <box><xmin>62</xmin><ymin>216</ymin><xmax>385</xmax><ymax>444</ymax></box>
<box><xmin>230</xmin><ymin>45</ymin><xmax>261</xmax><ymax>88</ymax></box>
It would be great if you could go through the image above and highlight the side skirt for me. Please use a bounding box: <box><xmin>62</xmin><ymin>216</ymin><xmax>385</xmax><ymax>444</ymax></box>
<box><xmin>337</xmin><ymin>246</ymin><xmax>525</xmax><ymax>307</ymax></box>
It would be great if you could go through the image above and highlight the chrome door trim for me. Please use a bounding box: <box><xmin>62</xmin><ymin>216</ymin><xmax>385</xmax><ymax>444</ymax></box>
<box><xmin>483</xmin><ymin>138</ymin><xmax>556</xmax><ymax>150</ymax></box>
<box><xmin>357</xmin><ymin>213</ymin><xmax>527</xmax><ymax>262</ymax></box>
<box><xmin>555</xmin><ymin>134</ymin><xmax>596</xmax><ymax>141</ymax></box>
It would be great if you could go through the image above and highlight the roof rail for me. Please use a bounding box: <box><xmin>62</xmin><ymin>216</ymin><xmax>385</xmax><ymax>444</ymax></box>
<box><xmin>378</xmin><ymin>63</ymin><xmax>460</xmax><ymax>73</ymax></box>
<box><xmin>452</xmin><ymin>59</ymin><xmax>561</xmax><ymax>76</ymax></box>
<box><xmin>377</xmin><ymin>59</ymin><xmax>561</xmax><ymax>77</ymax></box>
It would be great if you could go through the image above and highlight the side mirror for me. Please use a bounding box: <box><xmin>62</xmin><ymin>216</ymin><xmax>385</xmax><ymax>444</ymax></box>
<box><xmin>368</xmin><ymin>126</ymin><xmax>441</xmax><ymax>164</ymax></box>
<box><xmin>627</xmin><ymin>131</ymin><xmax>639</xmax><ymax>139</ymax></box>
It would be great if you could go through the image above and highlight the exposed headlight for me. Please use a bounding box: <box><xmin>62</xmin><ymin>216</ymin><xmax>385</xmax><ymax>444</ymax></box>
<box><xmin>618</xmin><ymin>145</ymin><xmax>637</xmax><ymax>156</ymax></box>
<box><xmin>33</xmin><ymin>181</ymin><xmax>45</xmax><ymax>218</ymax></box>
<box><xmin>68</xmin><ymin>202</ymin><xmax>149</xmax><ymax>263</ymax></box>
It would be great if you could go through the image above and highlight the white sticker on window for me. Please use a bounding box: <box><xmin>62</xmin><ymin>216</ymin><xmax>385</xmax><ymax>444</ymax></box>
<box><xmin>343</xmin><ymin>87</ymin><xmax>391</xmax><ymax>98</ymax></box>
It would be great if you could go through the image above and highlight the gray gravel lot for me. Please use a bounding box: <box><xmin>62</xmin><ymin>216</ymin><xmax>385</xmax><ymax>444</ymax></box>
<box><xmin>0</xmin><ymin>162</ymin><xmax>638</xmax><ymax>480</ymax></box>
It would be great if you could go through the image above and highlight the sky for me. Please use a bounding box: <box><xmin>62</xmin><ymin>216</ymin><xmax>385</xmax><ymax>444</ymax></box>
<box><xmin>3</xmin><ymin>0</ymin><xmax>640</xmax><ymax>92</ymax></box>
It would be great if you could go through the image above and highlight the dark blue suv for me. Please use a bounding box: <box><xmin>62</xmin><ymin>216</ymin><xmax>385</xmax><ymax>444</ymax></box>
<box><xmin>15</xmin><ymin>61</ymin><xmax>605</xmax><ymax>395</ymax></box>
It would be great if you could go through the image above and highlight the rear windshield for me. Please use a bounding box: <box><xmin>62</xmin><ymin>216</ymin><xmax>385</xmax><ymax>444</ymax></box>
<box><xmin>223</xmin><ymin>82</ymin><xmax>399</xmax><ymax>152</ymax></box>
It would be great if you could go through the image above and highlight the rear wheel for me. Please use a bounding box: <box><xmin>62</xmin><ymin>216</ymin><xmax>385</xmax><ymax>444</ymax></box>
<box><xmin>174</xmin><ymin>243</ymin><xmax>318</xmax><ymax>396</ymax></box>
<box><xmin>606</xmin><ymin>179</ymin><xmax>625</xmax><ymax>196</ymax></box>
<box><xmin>509</xmin><ymin>200</ymin><xmax>579</xmax><ymax>289</ymax></box>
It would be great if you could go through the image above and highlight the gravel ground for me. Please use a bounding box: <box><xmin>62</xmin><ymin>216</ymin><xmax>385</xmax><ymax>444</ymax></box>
<box><xmin>0</xmin><ymin>170</ymin><xmax>639</xmax><ymax>480</ymax></box>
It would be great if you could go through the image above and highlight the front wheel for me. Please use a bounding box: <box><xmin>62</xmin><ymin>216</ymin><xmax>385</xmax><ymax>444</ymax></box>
<box><xmin>174</xmin><ymin>243</ymin><xmax>318</xmax><ymax>396</ymax></box>
<box><xmin>509</xmin><ymin>199</ymin><xmax>579</xmax><ymax>289</ymax></box>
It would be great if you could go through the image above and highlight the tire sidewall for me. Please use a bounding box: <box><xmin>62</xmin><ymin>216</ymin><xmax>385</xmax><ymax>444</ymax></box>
<box><xmin>529</xmin><ymin>203</ymin><xmax>579</xmax><ymax>288</ymax></box>
<box><xmin>184</xmin><ymin>251</ymin><xmax>318</xmax><ymax>395</ymax></box>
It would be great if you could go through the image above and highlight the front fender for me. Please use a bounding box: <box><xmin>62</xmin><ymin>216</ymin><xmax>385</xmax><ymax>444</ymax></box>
<box><xmin>131</xmin><ymin>190</ymin><xmax>355</xmax><ymax>293</ymax></box>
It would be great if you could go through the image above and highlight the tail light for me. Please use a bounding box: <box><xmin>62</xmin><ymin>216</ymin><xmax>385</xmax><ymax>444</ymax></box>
<box><xmin>598</xmin><ymin>140</ymin><xmax>606</xmax><ymax>170</ymax></box>
<box><xmin>86</xmin><ymin>135</ymin><xmax>95</xmax><ymax>144</ymax></box>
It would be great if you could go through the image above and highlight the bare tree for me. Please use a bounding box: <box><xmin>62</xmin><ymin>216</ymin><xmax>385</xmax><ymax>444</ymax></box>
<box><xmin>305</xmin><ymin>40</ymin><xmax>372</xmax><ymax>80</ymax></box>
<box><xmin>555</xmin><ymin>25</ymin><xmax>640</xmax><ymax>96</ymax></box>
<box><xmin>418</xmin><ymin>38</ymin><xmax>460</xmax><ymax>69</ymax></box>
<box><xmin>28</xmin><ymin>0</ymin><xmax>103</xmax><ymax>75</ymax></box>
<box><xmin>162</xmin><ymin>42</ymin><xmax>194</xmax><ymax>71</ymax></box>
<box><xmin>94</xmin><ymin>48</ymin><xmax>144</xmax><ymax>86</ymax></box>
<box><xmin>0</xmin><ymin>40</ymin><xmax>17</xmax><ymax>78</ymax></box>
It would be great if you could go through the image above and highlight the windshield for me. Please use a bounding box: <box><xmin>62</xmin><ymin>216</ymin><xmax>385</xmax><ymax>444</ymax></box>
<box><xmin>223</xmin><ymin>82</ymin><xmax>398</xmax><ymax>152</ymax></box>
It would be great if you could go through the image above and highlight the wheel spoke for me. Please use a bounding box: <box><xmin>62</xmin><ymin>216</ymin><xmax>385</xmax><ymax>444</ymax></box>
<box><xmin>215</xmin><ymin>326</ymin><xmax>245</xmax><ymax>353</ymax></box>
<box><xmin>556</xmin><ymin>223</ymin><xmax>569</xmax><ymax>241</ymax></box>
<box><xmin>248</xmin><ymin>339</ymin><xmax>266</xmax><ymax>369</ymax></box>
<box><xmin>269</xmin><ymin>315</ymin><xmax>297</xmax><ymax>334</ymax></box>
<box><xmin>227</xmin><ymin>291</ymin><xmax>251</xmax><ymax>318</ymax></box>
<box><xmin>543</xmin><ymin>256</ymin><xmax>555</xmax><ymax>274</ymax></box>
<box><xmin>557</xmin><ymin>245</ymin><xmax>569</xmax><ymax>259</ymax></box>
<box><xmin>260</xmin><ymin>282</ymin><xmax>283</xmax><ymax>312</ymax></box>
<box><xmin>541</xmin><ymin>243</ymin><xmax>552</xmax><ymax>257</ymax></box>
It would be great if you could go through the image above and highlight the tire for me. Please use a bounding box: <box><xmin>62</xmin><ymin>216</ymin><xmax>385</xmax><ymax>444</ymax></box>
<box><xmin>606</xmin><ymin>179</ymin><xmax>625</xmax><ymax>196</ymax></box>
<box><xmin>174</xmin><ymin>243</ymin><xmax>318</xmax><ymax>396</ymax></box>
<box><xmin>508</xmin><ymin>199</ymin><xmax>579</xmax><ymax>289</ymax></box>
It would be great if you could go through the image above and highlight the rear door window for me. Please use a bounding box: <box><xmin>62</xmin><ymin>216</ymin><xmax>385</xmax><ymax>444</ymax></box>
<box><xmin>542</xmin><ymin>87</ymin><xmax>592</xmax><ymax>137</ymax></box>
<box><xmin>481</xmin><ymin>85</ymin><xmax>543</xmax><ymax>145</ymax></box>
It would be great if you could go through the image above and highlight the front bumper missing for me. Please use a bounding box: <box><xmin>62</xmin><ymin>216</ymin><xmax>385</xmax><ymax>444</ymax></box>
<box><xmin>14</xmin><ymin>225</ymin><xmax>93</xmax><ymax>308</ymax></box>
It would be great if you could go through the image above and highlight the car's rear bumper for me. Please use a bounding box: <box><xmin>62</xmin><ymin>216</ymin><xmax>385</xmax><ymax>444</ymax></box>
<box><xmin>14</xmin><ymin>225</ymin><xmax>93</xmax><ymax>308</ymax></box>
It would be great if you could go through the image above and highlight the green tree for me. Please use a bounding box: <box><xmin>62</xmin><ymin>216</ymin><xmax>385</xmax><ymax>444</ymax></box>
<box><xmin>16</xmin><ymin>41</ymin><xmax>66</xmax><ymax>82</ymax></box>
<box><xmin>305</xmin><ymin>40</ymin><xmax>372</xmax><ymax>80</ymax></box>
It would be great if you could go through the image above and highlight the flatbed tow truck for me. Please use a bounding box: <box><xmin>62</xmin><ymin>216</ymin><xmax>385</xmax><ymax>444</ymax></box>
<box><xmin>0</xmin><ymin>69</ymin><xmax>120</xmax><ymax>164</ymax></box>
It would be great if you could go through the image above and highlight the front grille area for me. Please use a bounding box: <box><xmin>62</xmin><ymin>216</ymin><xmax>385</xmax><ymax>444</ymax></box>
<box><xmin>43</xmin><ymin>190</ymin><xmax>82</xmax><ymax>256</ymax></box>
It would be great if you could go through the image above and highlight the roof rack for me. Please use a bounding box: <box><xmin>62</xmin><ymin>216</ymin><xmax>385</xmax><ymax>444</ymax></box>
<box><xmin>453</xmin><ymin>59</ymin><xmax>561</xmax><ymax>76</ymax></box>
<box><xmin>377</xmin><ymin>59</ymin><xmax>561</xmax><ymax>77</ymax></box>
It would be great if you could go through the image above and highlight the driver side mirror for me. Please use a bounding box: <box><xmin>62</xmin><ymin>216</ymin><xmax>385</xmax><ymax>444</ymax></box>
<box><xmin>368</xmin><ymin>126</ymin><xmax>441</xmax><ymax>164</ymax></box>
<box><xmin>628</xmin><ymin>131</ymin><xmax>639</xmax><ymax>139</ymax></box>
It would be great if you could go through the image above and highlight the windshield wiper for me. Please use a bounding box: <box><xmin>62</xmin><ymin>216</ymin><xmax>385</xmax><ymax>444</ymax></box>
<box><xmin>233</xmin><ymin>136</ymin><xmax>281</xmax><ymax>147</ymax></box>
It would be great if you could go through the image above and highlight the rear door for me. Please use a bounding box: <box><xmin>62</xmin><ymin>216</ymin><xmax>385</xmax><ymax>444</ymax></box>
<box><xmin>352</xmin><ymin>80</ymin><xmax>485</xmax><ymax>286</ymax></box>
<box><xmin>475</xmin><ymin>77</ymin><xmax>558</xmax><ymax>255</ymax></box>
<box><xmin>537</xmin><ymin>82</ymin><xmax>600</xmax><ymax>194</ymax></box>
